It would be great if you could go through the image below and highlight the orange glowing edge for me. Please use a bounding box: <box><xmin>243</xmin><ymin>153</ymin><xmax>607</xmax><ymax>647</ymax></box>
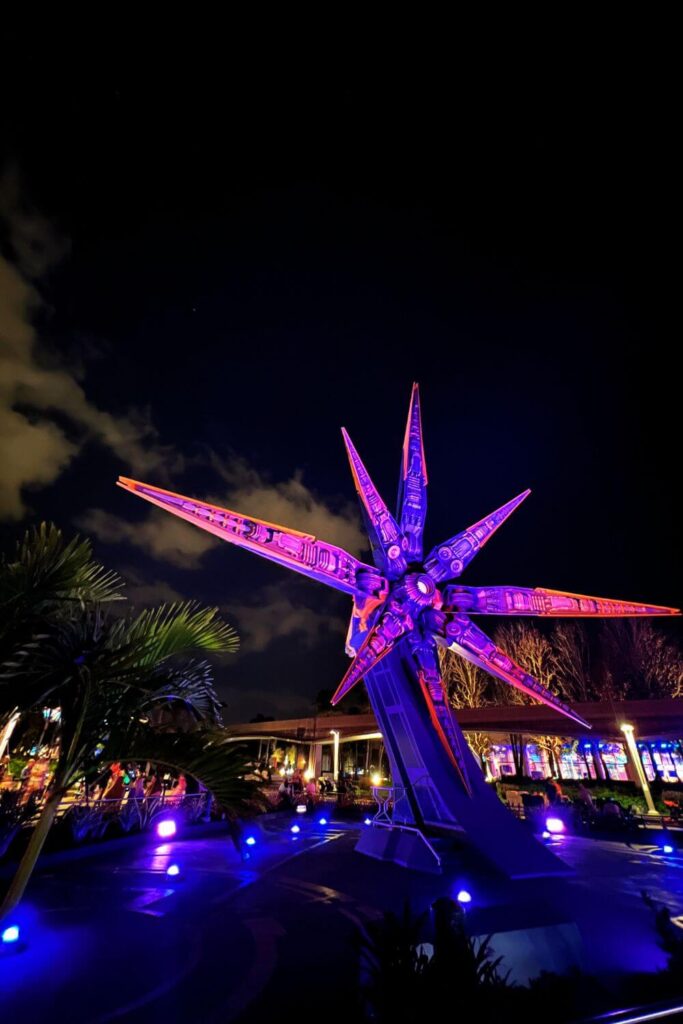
<box><xmin>416</xmin><ymin>673</ymin><xmax>471</xmax><ymax>795</ymax></box>
<box><xmin>539</xmin><ymin>588</ymin><xmax>680</xmax><ymax>617</ymax></box>
<box><xmin>117</xmin><ymin>477</ymin><xmax>317</xmax><ymax>541</ymax></box>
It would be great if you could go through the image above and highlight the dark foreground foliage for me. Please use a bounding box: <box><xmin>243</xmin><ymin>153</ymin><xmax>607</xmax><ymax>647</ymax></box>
<box><xmin>356</xmin><ymin>896</ymin><xmax>683</xmax><ymax>1023</ymax></box>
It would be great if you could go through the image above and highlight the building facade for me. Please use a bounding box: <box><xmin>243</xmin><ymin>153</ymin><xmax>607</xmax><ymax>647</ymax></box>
<box><xmin>225</xmin><ymin>699</ymin><xmax>683</xmax><ymax>792</ymax></box>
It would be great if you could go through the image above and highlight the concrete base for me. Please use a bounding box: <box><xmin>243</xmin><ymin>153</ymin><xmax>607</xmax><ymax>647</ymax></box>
<box><xmin>355</xmin><ymin>825</ymin><xmax>442</xmax><ymax>874</ymax></box>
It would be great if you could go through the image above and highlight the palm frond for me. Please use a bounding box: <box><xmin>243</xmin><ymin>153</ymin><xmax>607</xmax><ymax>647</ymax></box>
<box><xmin>1</xmin><ymin>523</ymin><xmax>124</xmax><ymax>611</ymax></box>
<box><xmin>123</xmin><ymin>601</ymin><xmax>239</xmax><ymax>666</ymax></box>
<box><xmin>146</xmin><ymin>658</ymin><xmax>223</xmax><ymax>722</ymax></box>
<box><xmin>1</xmin><ymin>605</ymin><xmax>230</xmax><ymax>737</ymax></box>
<box><xmin>0</xmin><ymin>524</ymin><xmax>124</xmax><ymax>681</ymax></box>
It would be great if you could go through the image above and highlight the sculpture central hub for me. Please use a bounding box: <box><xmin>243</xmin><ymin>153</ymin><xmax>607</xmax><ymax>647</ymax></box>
<box><xmin>401</xmin><ymin>571</ymin><xmax>439</xmax><ymax>609</ymax></box>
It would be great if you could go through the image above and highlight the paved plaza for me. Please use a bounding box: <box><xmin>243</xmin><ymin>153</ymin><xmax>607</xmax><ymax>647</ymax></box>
<box><xmin>3</xmin><ymin>817</ymin><xmax>683</xmax><ymax>1022</ymax></box>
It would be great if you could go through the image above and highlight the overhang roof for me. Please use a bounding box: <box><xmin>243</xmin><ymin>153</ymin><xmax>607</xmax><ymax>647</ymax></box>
<box><xmin>224</xmin><ymin>699</ymin><xmax>683</xmax><ymax>743</ymax></box>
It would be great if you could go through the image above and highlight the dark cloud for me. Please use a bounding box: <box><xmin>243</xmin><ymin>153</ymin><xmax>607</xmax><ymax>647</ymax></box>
<box><xmin>0</xmin><ymin>172</ymin><xmax>184</xmax><ymax>520</ymax></box>
<box><xmin>79</xmin><ymin>451</ymin><xmax>365</xmax><ymax>572</ymax></box>
<box><xmin>223</xmin><ymin>580</ymin><xmax>344</xmax><ymax>654</ymax></box>
<box><xmin>77</xmin><ymin>506</ymin><xmax>217</xmax><ymax>569</ymax></box>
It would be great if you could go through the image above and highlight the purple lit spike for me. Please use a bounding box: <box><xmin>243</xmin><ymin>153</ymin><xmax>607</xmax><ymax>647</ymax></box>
<box><xmin>438</xmin><ymin>614</ymin><xmax>591</xmax><ymax>729</ymax></box>
<box><xmin>341</xmin><ymin>428</ymin><xmax>407</xmax><ymax>579</ymax></box>
<box><xmin>117</xmin><ymin>477</ymin><xmax>387</xmax><ymax>601</ymax></box>
<box><xmin>331</xmin><ymin>601</ymin><xmax>412</xmax><ymax>705</ymax></box>
<box><xmin>424</xmin><ymin>490</ymin><xmax>531</xmax><ymax>583</ymax></box>
<box><xmin>397</xmin><ymin>383</ymin><xmax>428</xmax><ymax>560</ymax></box>
<box><xmin>443</xmin><ymin>585</ymin><xmax>680</xmax><ymax>618</ymax></box>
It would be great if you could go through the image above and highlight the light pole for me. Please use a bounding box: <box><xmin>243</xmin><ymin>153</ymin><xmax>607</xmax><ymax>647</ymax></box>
<box><xmin>330</xmin><ymin>729</ymin><xmax>340</xmax><ymax>783</ymax></box>
<box><xmin>621</xmin><ymin>723</ymin><xmax>658</xmax><ymax>816</ymax></box>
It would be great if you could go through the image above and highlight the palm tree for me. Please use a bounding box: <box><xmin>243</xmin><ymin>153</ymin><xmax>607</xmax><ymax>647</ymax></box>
<box><xmin>0</xmin><ymin>525</ymin><xmax>250</xmax><ymax>922</ymax></box>
<box><xmin>0</xmin><ymin>522</ymin><xmax>124</xmax><ymax>655</ymax></box>
<box><xmin>0</xmin><ymin>523</ymin><xmax>123</xmax><ymax>740</ymax></box>
<box><xmin>0</xmin><ymin>601</ymin><xmax>248</xmax><ymax>921</ymax></box>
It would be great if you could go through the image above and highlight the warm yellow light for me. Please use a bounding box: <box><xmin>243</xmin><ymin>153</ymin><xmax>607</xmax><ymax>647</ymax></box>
<box><xmin>279</xmin><ymin>768</ymin><xmax>286</xmax><ymax>776</ymax></box>
<box><xmin>304</xmin><ymin>769</ymin><xmax>314</xmax><ymax>781</ymax></box>
<box><xmin>371</xmin><ymin>773</ymin><xmax>382</xmax><ymax>786</ymax></box>
<box><xmin>620</xmin><ymin>721</ymin><xmax>658</xmax><ymax>815</ymax></box>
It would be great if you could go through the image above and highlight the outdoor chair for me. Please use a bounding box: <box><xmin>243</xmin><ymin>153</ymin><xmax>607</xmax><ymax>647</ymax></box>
<box><xmin>503</xmin><ymin>789</ymin><xmax>524</xmax><ymax>810</ymax></box>
<box><xmin>662</xmin><ymin>790</ymin><xmax>683</xmax><ymax>823</ymax></box>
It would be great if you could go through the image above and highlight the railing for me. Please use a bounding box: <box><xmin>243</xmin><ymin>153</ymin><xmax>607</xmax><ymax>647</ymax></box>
<box><xmin>370</xmin><ymin>784</ymin><xmax>403</xmax><ymax>825</ymax></box>
<box><xmin>369</xmin><ymin>784</ymin><xmax>442</xmax><ymax>868</ymax></box>
<box><xmin>60</xmin><ymin>792</ymin><xmax>210</xmax><ymax>841</ymax></box>
<box><xmin>7</xmin><ymin>791</ymin><xmax>209</xmax><ymax>844</ymax></box>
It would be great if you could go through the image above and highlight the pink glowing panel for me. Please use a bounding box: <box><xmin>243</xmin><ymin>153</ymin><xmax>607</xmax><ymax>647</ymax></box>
<box><xmin>443</xmin><ymin>585</ymin><xmax>679</xmax><ymax>618</ymax></box>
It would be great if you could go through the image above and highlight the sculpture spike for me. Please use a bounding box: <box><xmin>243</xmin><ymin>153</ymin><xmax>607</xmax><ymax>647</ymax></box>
<box><xmin>341</xmin><ymin>428</ymin><xmax>407</xmax><ymax>579</ymax></box>
<box><xmin>424</xmin><ymin>489</ymin><xmax>531</xmax><ymax>583</ymax></box>
<box><xmin>438</xmin><ymin>614</ymin><xmax>591</xmax><ymax>730</ymax></box>
<box><xmin>397</xmin><ymin>382</ymin><xmax>428</xmax><ymax>560</ymax></box>
<box><xmin>331</xmin><ymin>602</ymin><xmax>412</xmax><ymax>705</ymax></box>
<box><xmin>117</xmin><ymin>477</ymin><xmax>387</xmax><ymax>600</ymax></box>
<box><xmin>443</xmin><ymin>584</ymin><xmax>681</xmax><ymax>618</ymax></box>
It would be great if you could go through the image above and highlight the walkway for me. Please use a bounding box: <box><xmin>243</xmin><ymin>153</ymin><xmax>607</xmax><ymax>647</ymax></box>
<box><xmin>2</xmin><ymin>819</ymin><xmax>683</xmax><ymax>1021</ymax></box>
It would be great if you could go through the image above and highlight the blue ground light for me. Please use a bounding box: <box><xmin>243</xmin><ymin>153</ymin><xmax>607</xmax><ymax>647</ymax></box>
<box><xmin>2</xmin><ymin>924</ymin><xmax>20</xmax><ymax>944</ymax></box>
<box><xmin>245</xmin><ymin>836</ymin><xmax>256</xmax><ymax>846</ymax></box>
<box><xmin>155</xmin><ymin>818</ymin><xmax>177</xmax><ymax>839</ymax></box>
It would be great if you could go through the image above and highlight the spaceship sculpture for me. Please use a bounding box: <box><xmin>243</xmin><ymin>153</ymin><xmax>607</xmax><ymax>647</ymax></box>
<box><xmin>118</xmin><ymin>385</ymin><xmax>678</xmax><ymax>876</ymax></box>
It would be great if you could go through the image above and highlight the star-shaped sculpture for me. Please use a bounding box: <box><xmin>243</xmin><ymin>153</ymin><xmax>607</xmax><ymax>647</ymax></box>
<box><xmin>118</xmin><ymin>384</ymin><xmax>678</xmax><ymax>795</ymax></box>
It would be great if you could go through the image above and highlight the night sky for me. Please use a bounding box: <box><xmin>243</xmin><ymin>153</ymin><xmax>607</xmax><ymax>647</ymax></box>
<box><xmin>1</xmin><ymin>43</ymin><xmax>679</xmax><ymax>721</ymax></box>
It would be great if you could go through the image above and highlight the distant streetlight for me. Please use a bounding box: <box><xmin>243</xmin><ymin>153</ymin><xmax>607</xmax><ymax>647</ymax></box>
<box><xmin>621</xmin><ymin>723</ymin><xmax>658</xmax><ymax>815</ymax></box>
<box><xmin>330</xmin><ymin>729</ymin><xmax>340</xmax><ymax>781</ymax></box>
